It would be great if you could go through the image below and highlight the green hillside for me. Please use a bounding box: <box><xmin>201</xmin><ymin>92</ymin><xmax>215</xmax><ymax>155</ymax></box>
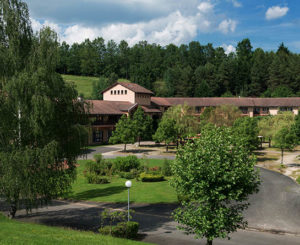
<box><xmin>62</xmin><ymin>74</ymin><xmax>131</xmax><ymax>99</ymax></box>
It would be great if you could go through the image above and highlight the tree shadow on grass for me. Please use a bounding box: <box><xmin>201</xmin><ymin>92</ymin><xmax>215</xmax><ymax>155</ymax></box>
<box><xmin>72</xmin><ymin>186</ymin><xmax>126</xmax><ymax>200</ymax></box>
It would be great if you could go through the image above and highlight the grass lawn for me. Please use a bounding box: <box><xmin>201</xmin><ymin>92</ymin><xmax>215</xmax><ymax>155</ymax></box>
<box><xmin>62</xmin><ymin>74</ymin><xmax>98</xmax><ymax>98</ymax></box>
<box><xmin>0</xmin><ymin>214</ymin><xmax>150</xmax><ymax>245</ymax></box>
<box><xmin>66</xmin><ymin>159</ymin><xmax>178</xmax><ymax>203</ymax></box>
<box><xmin>62</xmin><ymin>74</ymin><xmax>132</xmax><ymax>99</ymax></box>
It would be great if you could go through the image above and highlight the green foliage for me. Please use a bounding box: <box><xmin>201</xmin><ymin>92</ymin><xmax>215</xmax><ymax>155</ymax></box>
<box><xmin>85</xmin><ymin>173</ymin><xmax>109</xmax><ymax>184</ymax></box>
<box><xmin>99</xmin><ymin>222</ymin><xmax>139</xmax><ymax>239</ymax></box>
<box><xmin>0</xmin><ymin>1</ymin><xmax>88</xmax><ymax>217</ymax></box>
<box><xmin>294</xmin><ymin>114</ymin><xmax>300</xmax><ymax>143</ymax></box>
<box><xmin>233</xmin><ymin>117</ymin><xmax>259</xmax><ymax>151</ymax></box>
<box><xmin>140</xmin><ymin>172</ymin><xmax>165</xmax><ymax>182</ymax></box>
<box><xmin>132</xmin><ymin>107</ymin><xmax>153</xmax><ymax>143</ymax></box>
<box><xmin>109</xmin><ymin>115</ymin><xmax>136</xmax><ymax>151</ymax></box>
<box><xmin>91</xmin><ymin>76</ymin><xmax>108</xmax><ymax>99</ymax></box>
<box><xmin>113</xmin><ymin>156</ymin><xmax>141</xmax><ymax>172</ymax></box>
<box><xmin>296</xmin><ymin>176</ymin><xmax>300</xmax><ymax>185</ymax></box>
<box><xmin>171</xmin><ymin>126</ymin><xmax>260</xmax><ymax>243</ymax></box>
<box><xmin>119</xmin><ymin>170</ymin><xmax>140</xmax><ymax>180</ymax></box>
<box><xmin>201</xmin><ymin>105</ymin><xmax>241</xmax><ymax>127</ymax></box>
<box><xmin>162</xmin><ymin>159</ymin><xmax>173</xmax><ymax>176</ymax></box>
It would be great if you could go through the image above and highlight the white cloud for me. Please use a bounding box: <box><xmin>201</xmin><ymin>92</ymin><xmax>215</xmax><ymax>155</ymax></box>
<box><xmin>222</xmin><ymin>44</ymin><xmax>236</xmax><ymax>54</ymax></box>
<box><xmin>30</xmin><ymin>2</ymin><xmax>237</xmax><ymax>46</ymax></box>
<box><xmin>30</xmin><ymin>18</ymin><xmax>61</xmax><ymax>34</ymax></box>
<box><xmin>265</xmin><ymin>6</ymin><xmax>289</xmax><ymax>20</ymax></box>
<box><xmin>230</xmin><ymin>0</ymin><xmax>242</xmax><ymax>8</ymax></box>
<box><xmin>218</xmin><ymin>19</ymin><xmax>237</xmax><ymax>34</ymax></box>
<box><xmin>197</xmin><ymin>1</ymin><xmax>214</xmax><ymax>13</ymax></box>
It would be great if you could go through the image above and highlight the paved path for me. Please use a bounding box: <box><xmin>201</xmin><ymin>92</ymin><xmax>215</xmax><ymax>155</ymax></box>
<box><xmin>2</xmin><ymin>167</ymin><xmax>298</xmax><ymax>245</ymax></box>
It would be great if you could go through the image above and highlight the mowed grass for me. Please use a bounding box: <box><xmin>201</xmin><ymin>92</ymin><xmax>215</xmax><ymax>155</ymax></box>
<box><xmin>62</xmin><ymin>74</ymin><xmax>99</xmax><ymax>98</ymax></box>
<box><xmin>0</xmin><ymin>214</ymin><xmax>151</xmax><ymax>245</ymax></box>
<box><xmin>62</xmin><ymin>74</ymin><xmax>132</xmax><ymax>98</ymax></box>
<box><xmin>66</xmin><ymin>159</ymin><xmax>178</xmax><ymax>203</ymax></box>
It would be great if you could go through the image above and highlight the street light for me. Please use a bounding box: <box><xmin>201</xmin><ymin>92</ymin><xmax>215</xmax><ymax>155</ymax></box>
<box><xmin>125</xmin><ymin>180</ymin><xmax>132</xmax><ymax>222</ymax></box>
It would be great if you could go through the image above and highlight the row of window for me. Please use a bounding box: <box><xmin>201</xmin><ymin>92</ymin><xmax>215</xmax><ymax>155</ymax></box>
<box><xmin>110</xmin><ymin>90</ymin><xmax>127</xmax><ymax>95</ymax></box>
<box><xmin>240</xmin><ymin>107</ymin><xmax>293</xmax><ymax>114</ymax></box>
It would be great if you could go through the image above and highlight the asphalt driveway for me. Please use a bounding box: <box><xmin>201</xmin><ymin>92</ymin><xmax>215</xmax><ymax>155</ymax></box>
<box><xmin>3</xmin><ymin>167</ymin><xmax>300</xmax><ymax>244</ymax></box>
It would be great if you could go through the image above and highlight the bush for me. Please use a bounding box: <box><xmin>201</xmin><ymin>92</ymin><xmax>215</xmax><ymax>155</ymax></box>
<box><xmin>296</xmin><ymin>176</ymin><xmax>300</xmax><ymax>185</ymax></box>
<box><xmin>113</xmin><ymin>156</ymin><xmax>141</xmax><ymax>172</ymax></box>
<box><xmin>119</xmin><ymin>171</ymin><xmax>135</xmax><ymax>179</ymax></box>
<box><xmin>140</xmin><ymin>172</ymin><xmax>164</xmax><ymax>182</ymax></box>
<box><xmin>162</xmin><ymin>159</ymin><xmax>172</xmax><ymax>176</ymax></box>
<box><xmin>94</xmin><ymin>154</ymin><xmax>103</xmax><ymax>164</ymax></box>
<box><xmin>99</xmin><ymin>222</ymin><xmax>139</xmax><ymax>239</ymax></box>
<box><xmin>86</xmin><ymin>173</ymin><xmax>109</xmax><ymax>184</ymax></box>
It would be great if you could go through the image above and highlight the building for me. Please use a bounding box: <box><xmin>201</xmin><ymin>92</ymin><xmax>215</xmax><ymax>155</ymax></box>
<box><xmin>87</xmin><ymin>82</ymin><xmax>300</xmax><ymax>144</ymax></box>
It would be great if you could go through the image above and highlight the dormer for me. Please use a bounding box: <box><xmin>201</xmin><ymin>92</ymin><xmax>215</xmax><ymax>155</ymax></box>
<box><xmin>102</xmin><ymin>82</ymin><xmax>154</xmax><ymax>106</ymax></box>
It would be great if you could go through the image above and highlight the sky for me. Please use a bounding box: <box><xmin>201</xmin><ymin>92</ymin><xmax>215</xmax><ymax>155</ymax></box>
<box><xmin>24</xmin><ymin>0</ymin><xmax>300</xmax><ymax>53</ymax></box>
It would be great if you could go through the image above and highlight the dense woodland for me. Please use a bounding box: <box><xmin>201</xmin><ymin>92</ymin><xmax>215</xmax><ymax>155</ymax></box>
<box><xmin>57</xmin><ymin>38</ymin><xmax>300</xmax><ymax>98</ymax></box>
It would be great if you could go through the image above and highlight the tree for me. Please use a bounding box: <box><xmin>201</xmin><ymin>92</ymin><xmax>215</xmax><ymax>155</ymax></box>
<box><xmin>0</xmin><ymin>3</ymin><xmax>88</xmax><ymax>219</ymax></box>
<box><xmin>109</xmin><ymin>115</ymin><xmax>135</xmax><ymax>151</ymax></box>
<box><xmin>91</xmin><ymin>77</ymin><xmax>108</xmax><ymax>100</ymax></box>
<box><xmin>153</xmin><ymin>117</ymin><xmax>177</xmax><ymax>152</ymax></box>
<box><xmin>233</xmin><ymin>117</ymin><xmax>259</xmax><ymax>151</ymax></box>
<box><xmin>201</xmin><ymin>105</ymin><xmax>241</xmax><ymax>127</ymax></box>
<box><xmin>274</xmin><ymin>127</ymin><xmax>297</xmax><ymax>164</ymax></box>
<box><xmin>132</xmin><ymin>107</ymin><xmax>153</xmax><ymax>146</ymax></box>
<box><xmin>294</xmin><ymin>114</ymin><xmax>300</xmax><ymax>144</ymax></box>
<box><xmin>171</xmin><ymin>126</ymin><xmax>260</xmax><ymax>245</ymax></box>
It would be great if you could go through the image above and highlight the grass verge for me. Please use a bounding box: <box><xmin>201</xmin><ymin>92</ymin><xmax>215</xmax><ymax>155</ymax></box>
<box><xmin>66</xmin><ymin>159</ymin><xmax>177</xmax><ymax>203</ymax></box>
<box><xmin>0</xmin><ymin>213</ymin><xmax>150</xmax><ymax>245</ymax></box>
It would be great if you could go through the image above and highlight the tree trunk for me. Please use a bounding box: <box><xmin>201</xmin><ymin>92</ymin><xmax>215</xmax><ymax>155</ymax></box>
<box><xmin>138</xmin><ymin>136</ymin><xmax>141</xmax><ymax>147</ymax></box>
<box><xmin>166</xmin><ymin>144</ymin><xmax>168</xmax><ymax>152</ymax></box>
<box><xmin>206</xmin><ymin>239</ymin><xmax>213</xmax><ymax>245</ymax></box>
<box><xmin>281</xmin><ymin>148</ymin><xmax>284</xmax><ymax>164</ymax></box>
<box><xmin>9</xmin><ymin>203</ymin><xmax>17</xmax><ymax>219</ymax></box>
<box><xmin>269</xmin><ymin>137</ymin><xmax>271</xmax><ymax>148</ymax></box>
<box><xmin>124</xmin><ymin>143</ymin><xmax>127</xmax><ymax>152</ymax></box>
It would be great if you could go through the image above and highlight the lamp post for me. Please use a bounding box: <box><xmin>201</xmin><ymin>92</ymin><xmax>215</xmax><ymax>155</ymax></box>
<box><xmin>125</xmin><ymin>180</ymin><xmax>132</xmax><ymax>222</ymax></box>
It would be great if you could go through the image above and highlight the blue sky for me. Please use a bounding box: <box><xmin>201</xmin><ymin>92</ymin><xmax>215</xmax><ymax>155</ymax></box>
<box><xmin>24</xmin><ymin>0</ymin><xmax>300</xmax><ymax>53</ymax></box>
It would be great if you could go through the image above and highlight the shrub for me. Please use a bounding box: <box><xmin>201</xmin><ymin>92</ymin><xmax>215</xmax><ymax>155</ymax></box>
<box><xmin>162</xmin><ymin>159</ymin><xmax>173</xmax><ymax>176</ymax></box>
<box><xmin>99</xmin><ymin>222</ymin><xmax>139</xmax><ymax>239</ymax></box>
<box><xmin>140</xmin><ymin>172</ymin><xmax>164</xmax><ymax>182</ymax></box>
<box><xmin>86</xmin><ymin>173</ymin><xmax>109</xmax><ymax>184</ymax></box>
<box><xmin>296</xmin><ymin>176</ymin><xmax>300</xmax><ymax>185</ymax></box>
<box><xmin>119</xmin><ymin>171</ymin><xmax>135</xmax><ymax>179</ymax></box>
<box><xmin>113</xmin><ymin>156</ymin><xmax>141</xmax><ymax>172</ymax></box>
<box><xmin>94</xmin><ymin>154</ymin><xmax>103</xmax><ymax>164</ymax></box>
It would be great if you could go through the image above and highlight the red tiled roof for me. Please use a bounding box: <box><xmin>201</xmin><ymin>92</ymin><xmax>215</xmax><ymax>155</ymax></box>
<box><xmin>101</xmin><ymin>82</ymin><xmax>154</xmax><ymax>95</ymax></box>
<box><xmin>86</xmin><ymin>100</ymin><xmax>133</xmax><ymax>115</ymax></box>
<box><xmin>151</xmin><ymin>97</ymin><xmax>300</xmax><ymax>107</ymax></box>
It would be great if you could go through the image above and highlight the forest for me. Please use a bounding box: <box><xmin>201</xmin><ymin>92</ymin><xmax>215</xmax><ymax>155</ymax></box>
<box><xmin>57</xmin><ymin>38</ymin><xmax>300</xmax><ymax>99</ymax></box>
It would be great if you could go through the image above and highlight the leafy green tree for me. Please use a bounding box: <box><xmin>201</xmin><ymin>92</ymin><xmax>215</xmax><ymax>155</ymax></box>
<box><xmin>0</xmin><ymin>3</ymin><xmax>88</xmax><ymax>219</ymax></box>
<box><xmin>92</xmin><ymin>77</ymin><xmax>108</xmax><ymax>100</ymax></box>
<box><xmin>294</xmin><ymin>114</ymin><xmax>300</xmax><ymax>144</ymax></box>
<box><xmin>274</xmin><ymin>127</ymin><xmax>297</xmax><ymax>164</ymax></box>
<box><xmin>233</xmin><ymin>117</ymin><xmax>259</xmax><ymax>151</ymax></box>
<box><xmin>153</xmin><ymin>117</ymin><xmax>177</xmax><ymax>152</ymax></box>
<box><xmin>109</xmin><ymin>115</ymin><xmax>135</xmax><ymax>151</ymax></box>
<box><xmin>132</xmin><ymin>107</ymin><xmax>153</xmax><ymax>146</ymax></box>
<box><xmin>171</xmin><ymin>126</ymin><xmax>260</xmax><ymax>245</ymax></box>
<box><xmin>202</xmin><ymin>105</ymin><xmax>241</xmax><ymax>127</ymax></box>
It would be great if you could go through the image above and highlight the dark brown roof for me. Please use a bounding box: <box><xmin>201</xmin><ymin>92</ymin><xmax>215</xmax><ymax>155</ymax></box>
<box><xmin>151</xmin><ymin>97</ymin><xmax>300</xmax><ymax>107</ymax></box>
<box><xmin>86</xmin><ymin>100</ymin><xmax>134</xmax><ymax>115</ymax></box>
<box><xmin>101</xmin><ymin>82</ymin><xmax>154</xmax><ymax>95</ymax></box>
<box><xmin>141</xmin><ymin>106</ymin><xmax>162</xmax><ymax>114</ymax></box>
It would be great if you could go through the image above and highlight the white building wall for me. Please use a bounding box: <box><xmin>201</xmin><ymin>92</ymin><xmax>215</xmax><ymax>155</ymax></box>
<box><xmin>103</xmin><ymin>84</ymin><xmax>135</xmax><ymax>104</ymax></box>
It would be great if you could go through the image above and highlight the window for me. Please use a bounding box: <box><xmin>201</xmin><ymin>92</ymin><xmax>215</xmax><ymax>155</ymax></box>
<box><xmin>262</xmin><ymin>107</ymin><xmax>269</xmax><ymax>114</ymax></box>
<box><xmin>125</xmin><ymin>90</ymin><xmax>127</xmax><ymax>95</ymax></box>
<box><xmin>254</xmin><ymin>107</ymin><xmax>260</xmax><ymax>114</ymax></box>
<box><xmin>280</xmin><ymin>107</ymin><xmax>293</xmax><ymax>112</ymax></box>
<box><xmin>195</xmin><ymin>106</ymin><xmax>202</xmax><ymax>113</ymax></box>
<box><xmin>118</xmin><ymin>90</ymin><xmax>120</xmax><ymax>95</ymax></box>
<box><xmin>111</xmin><ymin>90</ymin><xmax>113</xmax><ymax>95</ymax></box>
<box><xmin>240</xmin><ymin>107</ymin><xmax>248</xmax><ymax>114</ymax></box>
<box><xmin>114</xmin><ymin>90</ymin><xmax>116</xmax><ymax>95</ymax></box>
<box><xmin>121</xmin><ymin>90</ymin><xmax>123</xmax><ymax>95</ymax></box>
